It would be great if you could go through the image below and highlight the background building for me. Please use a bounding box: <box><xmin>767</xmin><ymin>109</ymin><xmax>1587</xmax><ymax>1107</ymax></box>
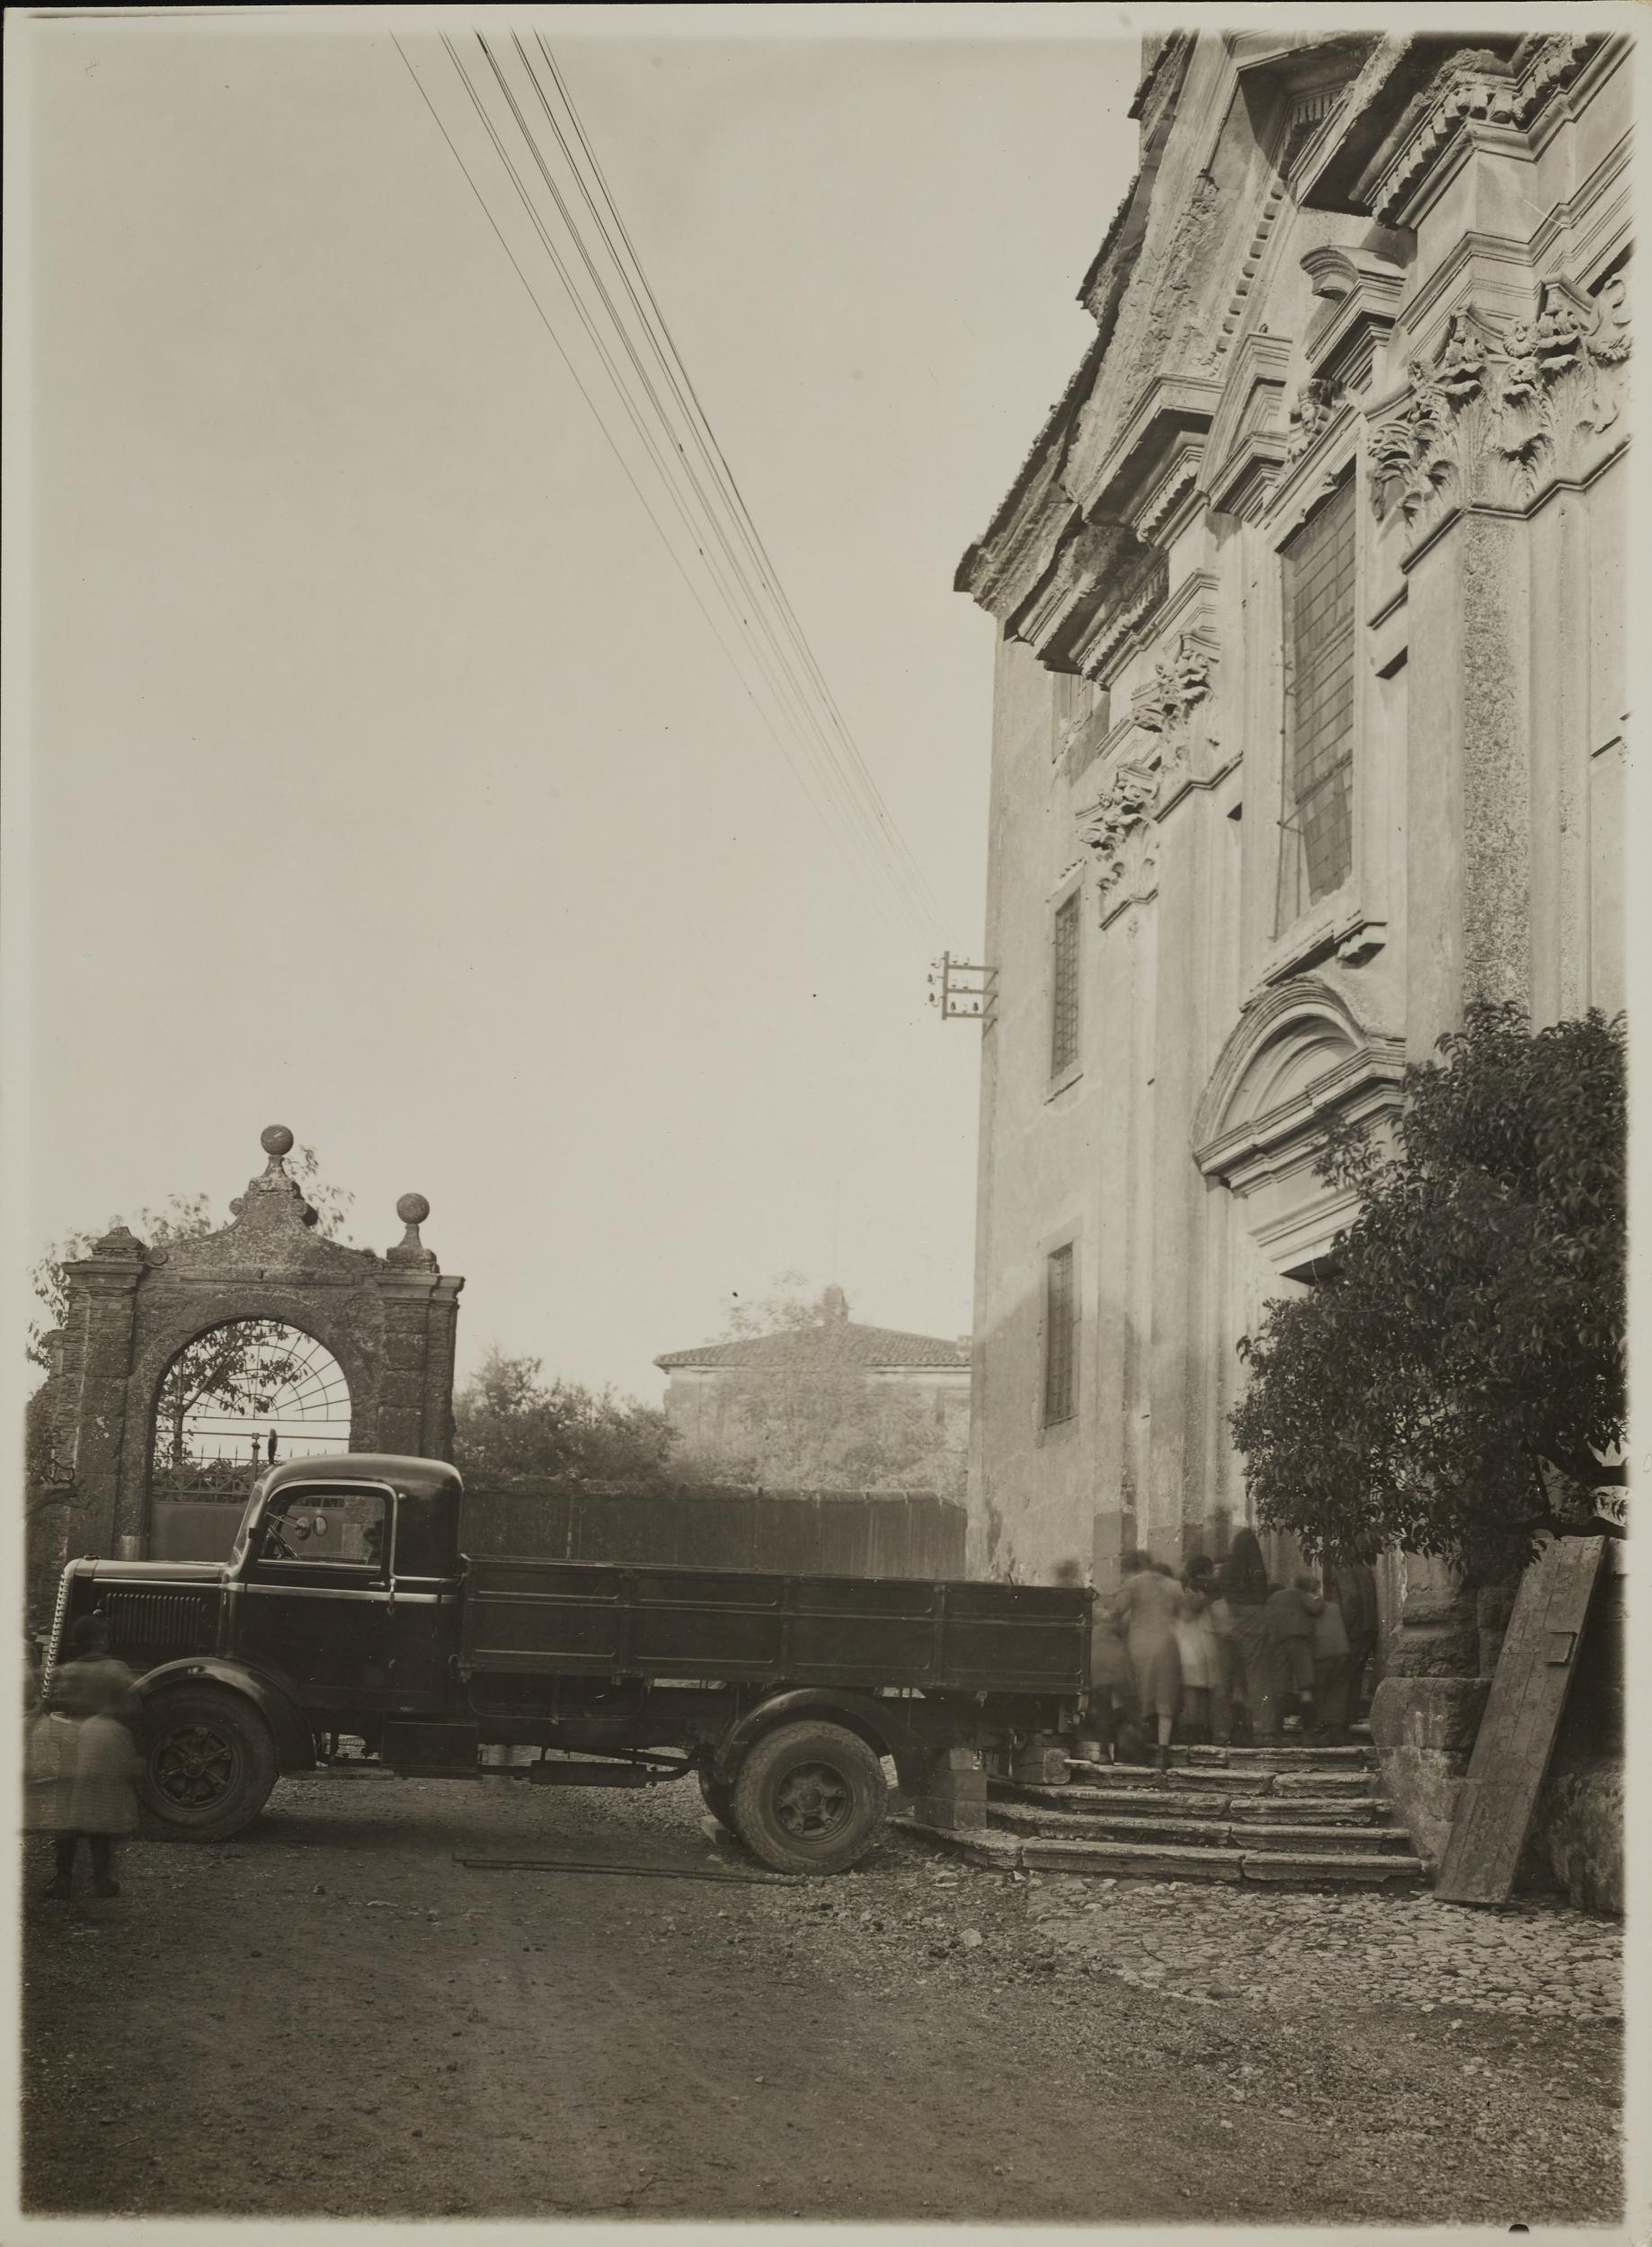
<box><xmin>655</xmin><ymin>1285</ymin><xmax>970</xmax><ymax>1498</ymax></box>
<box><xmin>955</xmin><ymin>29</ymin><xmax>1629</xmax><ymax>1597</ymax></box>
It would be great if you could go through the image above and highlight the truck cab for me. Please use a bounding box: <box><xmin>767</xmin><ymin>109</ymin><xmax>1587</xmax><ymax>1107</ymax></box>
<box><xmin>227</xmin><ymin>1455</ymin><xmax>465</xmax><ymax>1719</ymax></box>
<box><xmin>52</xmin><ymin>1454</ymin><xmax>470</xmax><ymax>1839</ymax></box>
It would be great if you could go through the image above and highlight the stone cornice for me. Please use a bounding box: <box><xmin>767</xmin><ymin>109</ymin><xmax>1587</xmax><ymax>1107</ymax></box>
<box><xmin>1301</xmin><ymin>243</ymin><xmax>1408</xmax><ymax>392</ymax></box>
<box><xmin>1202</xmin><ymin>330</ymin><xmax>1293</xmax><ymax>520</ymax></box>
<box><xmin>1129</xmin><ymin>31</ymin><xmax>1194</xmax><ymax>132</ymax></box>
<box><xmin>1354</xmin><ymin>34</ymin><xmax>1606</xmax><ymax>230</ymax></box>
<box><xmin>1295</xmin><ymin>33</ymin><xmax>1523</xmax><ymax>216</ymax></box>
<box><xmin>1069</xmin><ymin>375</ymin><xmax>1222</xmax><ymax>529</ymax></box>
<box><xmin>1072</xmin><ymin>550</ymin><xmax>1170</xmax><ymax>688</ymax></box>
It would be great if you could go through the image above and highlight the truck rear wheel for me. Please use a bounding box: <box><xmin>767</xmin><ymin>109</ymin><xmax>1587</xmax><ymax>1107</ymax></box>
<box><xmin>138</xmin><ymin>1687</ymin><xmax>280</xmax><ymax>1843</ymax></box>
<box><xmin>731</xmin><ymin>1719</ymin><xmax>887</xmax><ymax>1876</ymax></box>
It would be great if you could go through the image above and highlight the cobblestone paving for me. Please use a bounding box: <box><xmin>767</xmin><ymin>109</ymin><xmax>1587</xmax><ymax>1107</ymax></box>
<box><xmin>1024</xmin><ymin>1871</ymin><xmax>1623</xmax><ymax>2021</ymax></box>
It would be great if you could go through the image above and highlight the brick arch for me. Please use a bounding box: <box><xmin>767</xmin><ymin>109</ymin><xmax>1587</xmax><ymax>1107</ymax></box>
<box><xmin>39</xmin><ymin>1127</ymin><xmax>464</xmax><ymax>1568</ymax></box>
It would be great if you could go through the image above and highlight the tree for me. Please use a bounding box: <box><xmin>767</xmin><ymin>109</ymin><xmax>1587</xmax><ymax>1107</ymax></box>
<box><xmin>451</xmin><ymin>1346</ymin><xmax>676</xmax><ymax>1488</ymax></box>
<box><xmin>1229</xmin><ymin>1002</ymin><xmax>1626</xmax><ymax>1579</ymax></box>
<box><xmin>28</xmin><ymin>1148</ymin><xmax>357</xmax><ymax>1477</ymax></box>
<box><xmin>672</xmin><ymin>1277</ymin><xmax>967</xmax><ymax>1498</ymax></box>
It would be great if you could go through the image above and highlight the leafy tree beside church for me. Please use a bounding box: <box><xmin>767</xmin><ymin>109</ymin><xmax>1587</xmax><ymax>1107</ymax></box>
<box><xmin>1230</xmin><ymin>1003</ymin><xmax>1626</xmax><ymax>1579</ymax></box>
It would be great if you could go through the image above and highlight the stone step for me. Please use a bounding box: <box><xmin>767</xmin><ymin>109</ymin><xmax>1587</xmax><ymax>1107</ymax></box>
<box><xmin>1017</xmin><ymin>1834</ymin><xmax>1426</xmax><ymax>1886</ymax></box>
<box><xmin>1001</xmin><ymin>1781</ymin><xmax>1393</xmax><ymax>1825</ymax></box>
<box><xmin>898</xmin><ymin>1819</ymin><xmax>1427</xmax><ymax>1889</ymax></box>
<box><xmin>988</xmin><ymin>1801</ymin><xmax>1416</xmax><ymax>1856</ymax></box>
<box><xmin>1064</xmin><ymin>1762</ymin><xmax>1378</xmax><ymax>1799</ymax></box>
<box><xmin>1180</xmin><ymin>1743</ymin><xmax>1378</xmax><ymax>1772</ymax></box>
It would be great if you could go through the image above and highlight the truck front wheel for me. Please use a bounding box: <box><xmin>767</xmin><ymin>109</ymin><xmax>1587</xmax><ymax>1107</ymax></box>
<box><xmin>138</xmin><ymin>1687</ymin><xmax>280</xmax><ymax>1843</ymax></box>
<box><xmin>731</xmin><ymin>1719</ymin><xmax>887</xmax><ymax>1875</ymax></box>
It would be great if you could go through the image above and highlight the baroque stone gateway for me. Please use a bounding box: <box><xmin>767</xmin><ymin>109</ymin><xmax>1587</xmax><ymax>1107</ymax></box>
<box><xmin>31</xmin><ymin>1126</ymin><xmax>464</xmax><ymax>1593</ymax></box>
<box><xmin>954</xmin><ymin>31</ymin><xmax>1628</xmax><ymax>1905</ymax></box>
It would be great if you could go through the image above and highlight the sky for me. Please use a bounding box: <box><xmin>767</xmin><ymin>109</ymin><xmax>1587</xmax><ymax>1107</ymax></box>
<box><xmin>10</xmin><ymin>5</ymin><xmax>1137</xmax><ymax>1401</ymax></box>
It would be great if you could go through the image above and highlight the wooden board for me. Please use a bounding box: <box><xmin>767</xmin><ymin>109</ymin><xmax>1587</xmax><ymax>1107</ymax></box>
<box><xmin>1434</xmin><ymin>1536</ymin><xmax>1607</xmax><ymax>1905</ymax></box>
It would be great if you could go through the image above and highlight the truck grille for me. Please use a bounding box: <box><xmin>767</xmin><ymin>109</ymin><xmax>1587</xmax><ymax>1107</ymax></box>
<box><xmin>98</xmin><ymin>1588</ymin><xmax>215</xmax><ymax>1668</ymax></box>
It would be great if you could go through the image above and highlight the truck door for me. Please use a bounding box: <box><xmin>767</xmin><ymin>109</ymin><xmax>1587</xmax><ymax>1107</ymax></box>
<box><xmin>380</xmin><ymin>1489</ymin><xmax>463</xmax><ymax>1713</ymax></box>
<box><xmin>237</xmin><ymin>1481</ymin><xmax>397</xmax><ymax>1711</ymax></box>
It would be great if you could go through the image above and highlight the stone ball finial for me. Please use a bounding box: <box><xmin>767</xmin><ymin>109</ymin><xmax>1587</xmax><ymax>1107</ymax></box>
<box><xmin>262</xmin><ymin>1124</ymin><xmax>295</xmax><ymax>1159</ymax></box>
<box><xmin>396</xmin><ymin>1193</ymin><xmax>431</xmax><ymax>1227</ymax></box>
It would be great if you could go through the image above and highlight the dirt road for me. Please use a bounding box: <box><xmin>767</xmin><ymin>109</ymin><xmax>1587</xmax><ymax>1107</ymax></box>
<box><xmin>20</xmin><ymin>1771</ymin><xmax>1621</xmax><ymax>2225</ymax></box>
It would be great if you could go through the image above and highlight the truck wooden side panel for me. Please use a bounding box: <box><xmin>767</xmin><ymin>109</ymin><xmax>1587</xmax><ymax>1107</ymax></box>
<box><xmin>461</xmin><ymin>1559</ymin><xmax>1088</xmax><ymax>1699</ymax></box>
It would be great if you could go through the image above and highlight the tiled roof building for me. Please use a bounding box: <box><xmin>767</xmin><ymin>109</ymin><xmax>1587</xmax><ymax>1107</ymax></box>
<box><xmin>654</xmin><ymin>1287</ymin><xmax>970</xmax><ymax>1481</ymax></box>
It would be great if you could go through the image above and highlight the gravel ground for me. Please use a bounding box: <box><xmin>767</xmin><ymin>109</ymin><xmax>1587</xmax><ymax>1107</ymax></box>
<box><xmin>19</xmin><ymin>1767</ymin><xmax>1624</xmax><ymax>2226</ymax></box>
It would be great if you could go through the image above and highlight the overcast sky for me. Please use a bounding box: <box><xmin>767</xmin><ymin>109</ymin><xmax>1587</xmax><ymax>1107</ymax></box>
<box><xmin>13</xmin><ymin>5</ymin><xmax>1136</xmax><ymax>1399</ymax></box>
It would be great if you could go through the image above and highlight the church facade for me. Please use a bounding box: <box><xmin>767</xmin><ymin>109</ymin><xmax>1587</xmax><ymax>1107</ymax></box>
<box><xmin>955</xmin><ymin>30</ymin><xmax>1630</xmax><ymax>1594</ymax></box>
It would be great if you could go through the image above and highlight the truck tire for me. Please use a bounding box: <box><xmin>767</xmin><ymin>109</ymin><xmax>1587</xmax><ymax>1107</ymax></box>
<box><xmin>138</xmin><ymin>1686</ymin><xmax>280</xmax><ymax>1843</ymax></box>
<box><xmin>730</xmin><ymin>1719</ymin><xmax>887</xmax><ymax>1876</ymax></box>
<box><xmin>697</xmin><ymin>1768</ymin><xmax>736</xmax><ymax>1831</ymax></box>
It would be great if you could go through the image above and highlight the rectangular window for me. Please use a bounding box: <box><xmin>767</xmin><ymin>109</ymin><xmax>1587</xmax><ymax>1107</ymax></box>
<box><xmin>1278</xmin><ymin>477</ymin><xmax>1356</xmax><ymax>929</ymax></box>
<box><xmin>1044</xmin><ymin>1244</ymin><xmax>1077</xmax><ymax>1425</ymax></box>
<box><xmin>1050</xmin><ymin>892</ymin><xmax>1080</xmax><ymax>1078</ymax></box>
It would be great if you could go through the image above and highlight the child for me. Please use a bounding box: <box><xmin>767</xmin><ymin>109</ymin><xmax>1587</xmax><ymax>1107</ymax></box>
<box><xmin>1261</xmin><ymin>1573</ymin><xmax>1321</xmax><ymax>1736</ymax></box>
<box><xmin>1086</xmin><ymin>1604</ymin><xmax>1139</xmax><ymax>1764</ymax></box>
<box><xmin>40</xmin><ymin>1616</ymin><xmax>141</xmax><ymax>1901</ymax></box>
<box><xmin>1173</xmin><ymin>1559</ymin><xmax>1222</xmax><ymax>1745</ymax></box>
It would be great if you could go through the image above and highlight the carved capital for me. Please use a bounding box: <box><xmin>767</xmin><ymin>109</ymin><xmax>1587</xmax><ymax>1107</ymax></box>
<box><xmin>1136</xmin><ymin>632</ymin><xmax>1214</xmax><ymax>736</ymax></box>
<box><xmin>1282</xmin><ymin>375</ymin><xmax>1347</xmax><ymax>464</ymax></box>
<box><xmin>1078</xmin><ymin>762</ymin><xmax>1160</xmax><ymax>919</ymax></box>
<box><xmin>1370</xmin><ymin>272</ymin><xmax>1630</xmax><ymax>534</ymax></box>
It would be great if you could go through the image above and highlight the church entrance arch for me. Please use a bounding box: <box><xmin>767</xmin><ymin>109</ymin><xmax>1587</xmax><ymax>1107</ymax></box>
<box><xmin>1192</xmin><ymin>976</ymin><xmax>1404</xmax><ymax>1572</ymax></box>
<box><xmin>36</xmin><ymin>1125</ymin><xmax>464</xmax><ymax>1577</ymax></box>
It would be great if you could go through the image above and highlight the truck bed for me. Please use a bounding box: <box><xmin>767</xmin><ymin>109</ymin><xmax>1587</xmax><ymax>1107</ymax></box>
<box><xmin>460</xmin><ymin>1558</ymin><xmax>1089</xmax><ymax>1698</ymax></box>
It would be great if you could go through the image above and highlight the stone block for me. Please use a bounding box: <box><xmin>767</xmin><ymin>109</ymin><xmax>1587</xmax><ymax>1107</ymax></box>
<box><xmin>1372</xmin><ymin>1743</ymin><xmax>1464</xmax><ymax>1867</ymax></box>
<box><xmin>912</xmin><ymin>1743</ymin><xmax>988</xmax><ymax>1830</ymax></box>
<box><xmin>1368</xmin><ymin>1674</ymin><xmax>1488</xmax><ymax>1754</ymax></box>
<box><xmin>1011</xmin><ymin>1736</ymin><xmax>1069</xmax><ymax>1785</ymax></box>
<box><xmin>1523</xmin><ymin>1755</ymin><xmax>1623</xmax><ymax>1916</ymax></box>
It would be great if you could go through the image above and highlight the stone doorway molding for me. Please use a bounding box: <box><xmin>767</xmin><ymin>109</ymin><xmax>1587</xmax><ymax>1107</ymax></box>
<box><xmin>1191</xmin><ymin>975</ymin><xmax>1405</xmax><ymax>1584</ymax></box>
<box><xmin>1192</xmin><ymin>973</ymin><xmax>1405</xmax><ymax>1285</ymax></box>
<box><xmin>38</xmin><ymin>1126</ymin><xmax>464</xmax><ymax>1565</ymax></box>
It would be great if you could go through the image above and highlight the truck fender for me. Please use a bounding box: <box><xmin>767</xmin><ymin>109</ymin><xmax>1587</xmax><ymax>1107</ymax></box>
<box><xmin>710</xmin><ymin>1688</ymin><xmax>925</xmax><ymax>1786</ymax></box>
<box><xmin>135</xmin><ymin>1657</ymin><xmax>316</xmax><ymax>1772</ymax></box>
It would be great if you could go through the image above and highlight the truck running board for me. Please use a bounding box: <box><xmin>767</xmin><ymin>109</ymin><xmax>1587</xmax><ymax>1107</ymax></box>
<box><xmin>523</xmin><ymin>1759</ymin><xmax>674</xmax><ymax>1788</ymax></box>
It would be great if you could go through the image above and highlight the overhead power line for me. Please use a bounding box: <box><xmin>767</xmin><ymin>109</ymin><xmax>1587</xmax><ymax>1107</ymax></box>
<box><xmin>522</xmin><ymin>32</ymin><xmax>947</xmax><ymax>937</ymax></box>
<box><xmin>391</xmin><ymin>33</ymin><xmax>891</xmax><ymax>917</ymax></box>
<box><xmin>391</xmin><ymin>30</ymin><xmax>946</xmax><ymax>943</ymax></box>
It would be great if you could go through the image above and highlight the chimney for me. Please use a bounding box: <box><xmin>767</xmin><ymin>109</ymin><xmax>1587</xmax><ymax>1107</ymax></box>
<box><xmin>821</xmin><ymin>1284</ymin><xmax>848</xmax><ymax>1325</ymax></box>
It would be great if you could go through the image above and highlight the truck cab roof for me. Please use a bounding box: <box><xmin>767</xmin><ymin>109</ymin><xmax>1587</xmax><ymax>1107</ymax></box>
<box><xmin>259</xmin><ymin>1454</ymin><xmax>464</xmax><ymax>1502</ymax></box>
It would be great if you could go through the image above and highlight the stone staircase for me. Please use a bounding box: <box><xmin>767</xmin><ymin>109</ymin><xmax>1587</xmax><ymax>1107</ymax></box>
<box><xmin>919</xmin><ymin>1736</ymin><xmax>1429</xmax><ymax>1889</ymax></box>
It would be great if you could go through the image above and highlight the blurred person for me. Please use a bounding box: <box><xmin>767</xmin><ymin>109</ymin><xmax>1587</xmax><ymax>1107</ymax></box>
<box><xmin>1331</xmin><ymin>1555</ymin><xmax>1381</xmax><ymax>1723</ymax></box>
<box><xmin>1176</xmin><ymin>1557</ymin><xmax>1228</xmax><ymax>1745</ymax></box>
<box><xmin>40</xmin><ymin>1615</ymin><xmax>141</xmax><ymax>1901</ymax></box>
<box><xmin>1113</xmin><ymin>1550</ymin><xmax>1182</xmax><ymax>1771</ymax></box>
<box><xmin>1310</xmin><ymin>1570</ymin><xmax>1353</xmax><ymax>1744</ymax></box>
<box><xmin>1263</xmin><ymin>1573</ymin><xmax>1322</xmax><ymax>1736</ymax></box>
<box><xmin>1217</xmin><ymin>1526</ymin><xmax>1275</xmax><ymax>1740</ymax></box>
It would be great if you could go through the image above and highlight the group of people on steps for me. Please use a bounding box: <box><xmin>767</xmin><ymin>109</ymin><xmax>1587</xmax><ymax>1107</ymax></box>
<box><xmin>1078</xmin><ymin>1527</ymin><xmax>1380</xmax><ymax>1770</ymax></box>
